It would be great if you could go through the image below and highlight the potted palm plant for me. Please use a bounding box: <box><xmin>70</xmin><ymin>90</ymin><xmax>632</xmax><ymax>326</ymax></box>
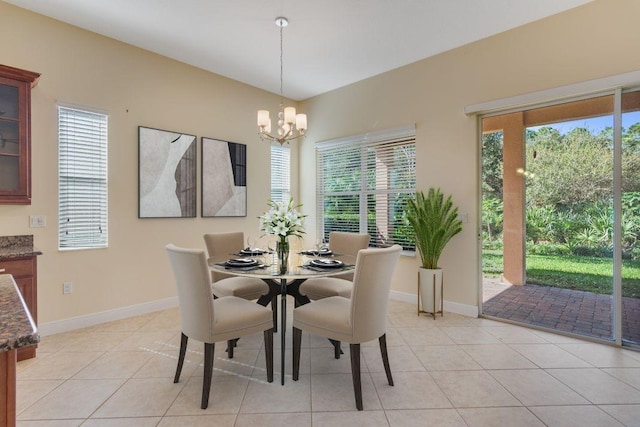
<box><xmin>406</xmin><ymin>188</ymin><xmax>463</xmax><ymax>318</ymax></box>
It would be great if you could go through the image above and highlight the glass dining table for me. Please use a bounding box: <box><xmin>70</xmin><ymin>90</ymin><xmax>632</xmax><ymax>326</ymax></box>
<box><xmin>208</xmin><ymin>250</ymin><xmax>356</xmax><ymax>385</ymax></box>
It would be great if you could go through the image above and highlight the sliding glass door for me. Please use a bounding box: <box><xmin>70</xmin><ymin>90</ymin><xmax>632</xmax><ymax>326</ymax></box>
<box><xmin>621</xmin><ymin>90</ymin><xmax>640</xmax><ymax>346</ymax></box>
<box><xmin>481</xmin><ymin>89</ymin><xmax>640</xmax><ymax>347</ymax></box>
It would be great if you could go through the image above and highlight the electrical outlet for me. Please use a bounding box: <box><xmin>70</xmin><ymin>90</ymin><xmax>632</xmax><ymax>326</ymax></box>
<box><xmin>29</xmin><ymin>215</ymin><xmax>46</xmax><ymax>227</ymax></box>
<box><xmin>63</xmin><ymin>282</ymin><xmax>73</xmax><ymax>294</ymax></box>
<box><xmin>458</xmin><ymin>213</ymin><xmax>468</xmax><ymax>223</ymax></box>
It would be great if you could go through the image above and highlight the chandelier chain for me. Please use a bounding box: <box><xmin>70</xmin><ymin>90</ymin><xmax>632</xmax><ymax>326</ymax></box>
<box><xmin>280</xmin><ymin>23</ymin><xmax>284</xmax><ymax>101</ymax></box>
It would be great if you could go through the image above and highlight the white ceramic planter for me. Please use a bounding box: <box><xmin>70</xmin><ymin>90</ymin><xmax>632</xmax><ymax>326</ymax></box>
<box><xmin>418</xmin><ymin>267</ymin><xmax>443</xmax><ymax>318</ymax></box>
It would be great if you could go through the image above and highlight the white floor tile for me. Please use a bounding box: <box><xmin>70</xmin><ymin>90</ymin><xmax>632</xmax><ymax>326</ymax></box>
<box><xmin>529</xmin><ymin>405</ymin><xmax>625</xmax><ymax>427</ymax></box>
<box><xmin>13</xmin><ymin>303</ymin><xmax>640</xmax><ymax>425</ymax></box>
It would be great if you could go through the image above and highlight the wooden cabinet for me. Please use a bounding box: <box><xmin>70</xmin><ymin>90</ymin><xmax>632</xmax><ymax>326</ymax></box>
<box><xmin>0</xmin><ymin>65</ymin><xmax>40</xmax><ymax>205</ymax></box>
<box><xmin>0</xmin><ymin>257</ymin><xmax>38</xmax><ymax>361</ymax></box>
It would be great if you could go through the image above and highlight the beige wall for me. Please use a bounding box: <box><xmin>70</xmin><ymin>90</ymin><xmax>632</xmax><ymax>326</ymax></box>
<box><xmin>2</xmin><ymin>0</ymin><xmax>640</xmax><ymax>326</ymax></box>
<box><xmin>299</xmin><ymin>0</ymin><xmax>640</xmax><ymax>309</ymax></box>
<box><xmin>0</xmin><ymin>2</ymin><xmax>299</xmax><ymax>325</ymax></box>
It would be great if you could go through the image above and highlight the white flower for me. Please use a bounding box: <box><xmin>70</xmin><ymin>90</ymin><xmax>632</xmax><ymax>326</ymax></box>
<box><xmin>259</xmin><ymin>198</ymin><xmax>307</xmax><ymax>239</ymax></box>
<box><xmin>274</xmin><ymin>221</ymin><xmax>288</xmax><ymax>236</ymax></box>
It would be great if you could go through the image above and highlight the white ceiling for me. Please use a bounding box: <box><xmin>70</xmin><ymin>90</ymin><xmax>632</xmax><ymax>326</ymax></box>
<box><xmin>5</xmin><ymin>0</ymin><xmax>593</xmax><ymax>100</ymax></box>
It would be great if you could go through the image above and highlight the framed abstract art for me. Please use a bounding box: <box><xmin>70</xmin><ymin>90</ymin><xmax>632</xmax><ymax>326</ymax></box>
<box><xmin>201</xmin><ymin>137</ymin><xmax>247</xmax><ymax>217</ymax></box>
<box><xmin>138</xmin><ymin>126</ymin><xmax>197</xmax><ymax>218</ymax></box>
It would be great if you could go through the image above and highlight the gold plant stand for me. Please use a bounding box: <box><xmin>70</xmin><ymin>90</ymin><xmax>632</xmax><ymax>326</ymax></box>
<box><xmin>417</xmin><ymin>270</ymin><xmax>444</xmax><ymax>319</ymax></box>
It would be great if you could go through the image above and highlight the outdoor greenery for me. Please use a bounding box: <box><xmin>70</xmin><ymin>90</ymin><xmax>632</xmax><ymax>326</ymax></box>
<box><xmin>320</xmin><ymin>142</ymin><xmax>416</xmax><ymax>248</ymax></box>
<box><xmin>482</xmin><ymin>122</ymin><xmax>640</xmax><ymax>296</ymax></box>
<box><xmin>483</xmin><ymin>249</ymin><xmax>640</xmax><ymax>298</ymax></box>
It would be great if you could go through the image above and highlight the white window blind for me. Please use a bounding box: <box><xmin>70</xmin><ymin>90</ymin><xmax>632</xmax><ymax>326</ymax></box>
<box><xmin>58</xmin><ymin>106</ymin><xmax>108</xmax><ymax>250</ymax></box>
<box><xmin>270</xmin><ymin>143</ymin><xmax>290</xmax><ymax>204</ymax></box>
<box><xmin>316</xmin><ymin>126</ymin><xmax>416</xmax><ymax>249</ymax></box>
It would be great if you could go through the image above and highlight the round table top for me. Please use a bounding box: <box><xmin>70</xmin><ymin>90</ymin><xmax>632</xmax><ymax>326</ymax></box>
<box><xmin>207</xmin><ymin>250</ymin><xmax>356</xmax><ymax>280</ymax></box>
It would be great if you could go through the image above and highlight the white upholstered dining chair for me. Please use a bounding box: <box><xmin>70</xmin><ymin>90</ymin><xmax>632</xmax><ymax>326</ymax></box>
<box><xmin>298</xmin><ymin>231</ymin><xmax>371</xmax><ymax>301</ymax></box>
<box><xmin>292</xmin><ymin>244</ymin><xmax>402</xmax><ymax>410</ymax></box>
<box><xmin>204</xmin><ymin>232</ymin><xmax>277</xmax><ymax>336</ymax></box>
<box><xmin>166</xmin><ymin>244</ymin><xmax>274</xmax><ymax>409</ymax></box>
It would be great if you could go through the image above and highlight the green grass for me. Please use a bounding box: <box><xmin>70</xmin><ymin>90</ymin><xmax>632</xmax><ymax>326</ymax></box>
<box><xmin>482</xmin><ymin>249</ymin><xmax>640</xmax><ymax>298</ymax></box>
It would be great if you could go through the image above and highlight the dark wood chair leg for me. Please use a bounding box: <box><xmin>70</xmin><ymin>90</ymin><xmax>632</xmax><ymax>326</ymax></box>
<box><xmin>202</xmin><ymin>342</ymin><xmax>215</xmax><ymax>410</ymax></box>
<box><xmin>226</xmin><ymin>339</ymin><xmax>234</xmax><ymax>359</ymax></box>
<box><xmin>329</xmin><ymin>339</ymin><xmax>343</xmax><ymax>359</ymax></box>
<box><xmin>272</xmin><ymin>296</ymin><xmax>278</xmax><ymax>333</ymax></box>
<box><xmin>174</xmin><ymin>332</ymin><xmax>188</xmax><ymax>383</ymax></box>
<box><xmin>264</xmin><ymin>329</ymin><xmax>274</xmax><ymax>383</ymax></box>
<box><xmin>379</xmin><ymin>334</ymin><xmax>394</xmax><ymax>386</ymax></box>
<box><xmin>349</xmin><ymin>343</ymin><xmax>363</xmax><ymax>410</ymax></box>
<box><xmin>292</xmin><ymin>327</ymin><xmax>302</xmax><ymax>381</ymax></box>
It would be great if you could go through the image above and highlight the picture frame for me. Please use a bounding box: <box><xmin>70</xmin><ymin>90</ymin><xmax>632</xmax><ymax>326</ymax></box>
<box><xmin>138</xmin><ymin>126</ymin><xmax>197</xmax><ymax>218</ymax></box>
<box><xmin>201</xmin><ymin>137</ymin><xmax>247</xmax><ymax>217</ymax></box>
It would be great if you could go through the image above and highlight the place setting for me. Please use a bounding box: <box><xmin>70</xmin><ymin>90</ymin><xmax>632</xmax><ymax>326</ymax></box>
<box><xmin>299</xmin><ymin>247</ymin><xmax>333</xmax><ymax>257</ymax></box>
<box><xmin>230</xmin><ymin>235</ymin><xmax>266</xmax><ymax>256</ymax></box>
<box><xmin>299</xmin><ymin>239</ymin><xmax>334</xmax><ymax>257</ymax></box>
<box><xmin>302</xmin><ymin>257</ymin><xmax>350</xmax><ymax>272</ymax></box>
<box><xmin>216</xmin><ymin>257</ymin><xmax>266</xmax><ymax>271</ymax></box>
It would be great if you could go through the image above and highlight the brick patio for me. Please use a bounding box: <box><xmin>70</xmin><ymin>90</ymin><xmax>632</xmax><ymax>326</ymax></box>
<box><xmin>482</xmin><ymin>278</ymin><xmax>640</xmax><ymax>344</ymax></box>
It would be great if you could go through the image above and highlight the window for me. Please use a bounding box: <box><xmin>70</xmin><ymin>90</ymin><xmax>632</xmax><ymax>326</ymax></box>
<box><xmin>270</xmin><ymin>143</ymin><xmax>290</xmax><ymax>203</ymax></box>
<box><xmin>316</xmin><ymin>126</ymin><xmax>416</xmax><ymax>249</ymax></box>
<box><xmin>58</xmin><ymin>106</ymin><xmax>108</xmax><ymax>249</ymax></box>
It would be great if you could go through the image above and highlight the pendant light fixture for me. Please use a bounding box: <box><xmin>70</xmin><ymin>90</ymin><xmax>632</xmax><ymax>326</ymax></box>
<box><xmin>257</xmin><ymin>17</ymin><xmax>307</xmax><ymax>145</ymax></box>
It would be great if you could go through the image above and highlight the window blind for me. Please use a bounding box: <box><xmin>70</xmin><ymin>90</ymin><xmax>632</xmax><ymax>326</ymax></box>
<box><xmin>270</xmin><ymin>143</ymin><xmax>290</xmax><ymax>204</ymax></box>
<box><xmin>58</xmin><ymin>106</ymin><xmax>108</xmax><ymax>249</ymax></box>
<box><xmin>316</xmin><ymin>126</ymin><xmax>416</xmax><ymax>249</ymax></box>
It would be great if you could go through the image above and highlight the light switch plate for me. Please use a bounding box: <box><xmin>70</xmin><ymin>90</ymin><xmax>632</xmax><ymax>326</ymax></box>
<box><xmin>29</xmin><ymin>215</ymin><xmax>46</xmax><ymax>227</ymax></box>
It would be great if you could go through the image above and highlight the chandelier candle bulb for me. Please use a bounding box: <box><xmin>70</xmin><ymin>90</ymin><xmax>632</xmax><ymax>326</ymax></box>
<box><xmin>257</xmin><ymin>110</ymin><xmax>270</xmax><ymax>126</ymax></box>
<box><xmin>284</xmin><ymin>107</ymin><xmax>296</xmax><ymax>124</ymax></box>
<box><xmin>295</xmin><ymin>114</ymin><xmax>307</xmax><ymax>131</ymax></box>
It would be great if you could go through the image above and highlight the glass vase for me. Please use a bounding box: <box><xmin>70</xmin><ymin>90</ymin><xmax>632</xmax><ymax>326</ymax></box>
<box><xmin>276</xmin><ymin>237</ymin><xmax>289</xmax><ymax>274</ymax></box>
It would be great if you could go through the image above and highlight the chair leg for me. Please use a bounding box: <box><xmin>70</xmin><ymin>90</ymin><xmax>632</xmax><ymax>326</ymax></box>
<box><xmin>379</xmin><ymin>334</ymin><xmax>394</xmax><ymax>386</ymax></box>
<box><xmin>264</xmin><ymin>329</ymin><xmax>274</xmax><ymax>383</ymax></box>
<box><xmin>202</xmin><ymin>342</ymin><xmax>215</xmax><ymax>410</ymax></box>
<box><xmin>330</xmin><ymin>339</ymin><xmax>343</xmax><ymax>359</ymax></box>
<box><xmin>292</xmin><ymin>327</ymin><xmax>302</xmax><ymax>381</ymax></box>
<box><xmin>174</xmin><ymin>332</ymin><xmax>188</xmax><ymax>383</ymax></box>
<box><xmin>227</xmin><ymin>339</ymin><xmax>234</xmax><ymax>359</ymax></box>
<box><xmin>271</xmin><ymin>296</ymin><xmax>278</xmax><ymax>333</ymax></box>
<box><xmin>350</xmin><ymin>343</ymin><xmax>363</xmax><ymax>411</ymax></box>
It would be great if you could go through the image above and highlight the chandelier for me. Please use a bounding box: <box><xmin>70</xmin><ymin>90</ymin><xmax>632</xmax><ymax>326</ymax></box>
<box><xmin>257</xmin><ymin>17</ymin><xmax>307</xmax><ymax>145</ymax></box>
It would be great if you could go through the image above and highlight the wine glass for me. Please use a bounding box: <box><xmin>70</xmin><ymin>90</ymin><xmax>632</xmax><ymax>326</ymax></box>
<box><xmin>246</xmin><ymin>236</ymin><xmax>256</xmax><ymax>251</ymax></box>
<box><xmin>264</xmin><ymin>238</ymin><xmax>277</xmax><ymax>267</ymax></box>
<box><xmin>315</xmin><ymin>238</ymin><xmax>326</xmax><ymax>259</ymax></box>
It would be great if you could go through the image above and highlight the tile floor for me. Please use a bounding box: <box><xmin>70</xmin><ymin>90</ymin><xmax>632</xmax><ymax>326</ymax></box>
<box><xmin>16</xmin><ymin>298</ymin><xmax>640</xmax><ymax>426</ymax></box>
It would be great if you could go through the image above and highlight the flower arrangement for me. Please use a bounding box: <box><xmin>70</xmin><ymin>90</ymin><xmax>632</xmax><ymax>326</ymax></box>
<box><xmin>259</xmin><ymin>198</ymin><xmax>306</xmax><ymax>273</ymax></box>
<box><xmin>259</xmin><ymin>197</ymin><xmax>306</xmax><ymax>239</ymax></box>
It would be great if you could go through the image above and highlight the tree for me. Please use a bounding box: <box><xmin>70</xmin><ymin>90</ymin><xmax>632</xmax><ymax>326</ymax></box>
<box><xmin>482</xmin><ymin>131</ymin><xmax>503</xmax><ymax>199</ymax></box>
<box><xmin>526</xmin><ymin>127</ymin><xmax>613</xmax><ymax>210</ymax></box>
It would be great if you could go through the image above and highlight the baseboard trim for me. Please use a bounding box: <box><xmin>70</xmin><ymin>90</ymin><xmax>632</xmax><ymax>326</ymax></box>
<box><xmin>39</xmin><ymin>291</ymin><xmax>479</xmax><ymax>336</ymax></box>
<box><xmin>38</xmin><ymin>297</ymin><xmax>179</xmax><ymax>336</ymax></box>
<box><xmin>389</xmin><ymin>290</ymin><xmax>478</xmax><ymax>318</ymax></box>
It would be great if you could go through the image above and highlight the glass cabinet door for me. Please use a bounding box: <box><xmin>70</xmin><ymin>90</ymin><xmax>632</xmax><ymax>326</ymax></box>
<box><xmin>0</xmin><ymin>82</ymin><xmax>22</xmax><ymax>191</ymax></box>
<box><xmin>0</xmin><ymin>65</ymin><xmax>40</xmax><ymax>204</ymax></box>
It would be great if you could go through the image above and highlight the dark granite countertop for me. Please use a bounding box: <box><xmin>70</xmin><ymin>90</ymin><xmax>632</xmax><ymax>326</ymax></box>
<box><xmin>0</xmin><ymin>274</ymin><xmax>39</xmax><ymax>353</ymax></box>
<box><xmin>0</xmin><ymin>235</ymin><xmax>42</xmax><ymax>260</ymax></box>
